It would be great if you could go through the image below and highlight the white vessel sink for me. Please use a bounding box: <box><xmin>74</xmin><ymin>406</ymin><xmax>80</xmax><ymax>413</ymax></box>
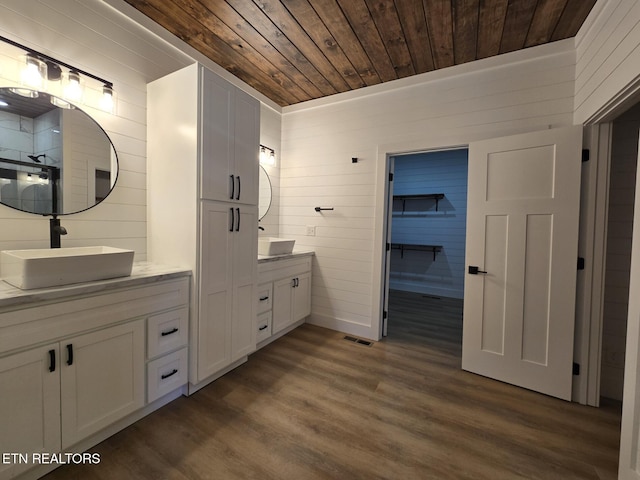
<box><xmin>258</xmin><ymin>237</ymin><xmax>296</xmax><ymax>256</ymax></box>
<box><xmin>0</xmin><ymin>246</ymin><xmax>134</xmax><ymax>290</ymax></box>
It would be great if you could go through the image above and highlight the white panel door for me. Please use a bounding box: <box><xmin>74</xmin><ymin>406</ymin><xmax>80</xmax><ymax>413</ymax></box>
<box><xmin>61</xmin><ymin>320</ymin><xmax>145</xmax><ymax>448</ymax></box>
<box><xmin>233</xmin><ymin>88</ymin><xmax>259</xmax><ymax>206</ymax></box>
<box><xmin>231</xmin><ymin>206</ymin><xmax>258</xmax><ymax>360</ymax></box>
<box><xmin>200</xmin><ymin>67</ymin><xmax>233</xmax><ymax>202</ymax></box>
<box><xmin>198</xmin><ymin>201</ymin><xmax>234</xmax><ymax>380</ymax></box>
<box><xmin>462</xmin><ymin>126</ymin><xmax>582</xmax><ymax>401</ymax></box>
<box><xmin>0</xmin><ymin>345</ymin><xmax>60</xmax><ymax>479</ymax></box>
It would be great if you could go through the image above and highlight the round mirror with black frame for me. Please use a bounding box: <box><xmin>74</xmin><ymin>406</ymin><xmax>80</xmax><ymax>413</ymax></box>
<box><xmin>258</xmin><ymin>165</ymin><xmax>272</xmax><ymax>220</ymax></box>
<box><xmin>0</xmin><ymin>87</ymin><xmax>118</xmax><ymax>217</ymax></box>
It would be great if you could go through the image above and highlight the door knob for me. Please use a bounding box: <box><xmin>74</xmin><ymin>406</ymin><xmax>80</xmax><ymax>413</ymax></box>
<box><xmin>468</xmin><ymin>266</ymin><xmax>488</xmax><ymax>275</ymax></box>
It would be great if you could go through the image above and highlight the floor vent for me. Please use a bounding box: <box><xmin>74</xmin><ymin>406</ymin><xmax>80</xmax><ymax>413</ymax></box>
<box><xmin>344</xmin><ymin>335</ymin><xmax>373</xmax><ymax>347</ymax></box>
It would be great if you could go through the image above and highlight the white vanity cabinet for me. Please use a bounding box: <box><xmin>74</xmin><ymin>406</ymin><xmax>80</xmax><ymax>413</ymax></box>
<box><xmin>147</xmin><ymin>63</ymin><xmax>259</xmax><ymax>389</ymax></box>
<box><xmin>256</xmin><ymin>255</ymin><xmax>312</xmax><ymax>346</ymax></box>
<box><xmin>272</xmin><ymin>271</ymin><xmax>311</xmax><ymax>334</ymax></box>
<box><xmin>0</xmin><ymin>273</ymin><xmax>189</xmax><ymax>480</ymax></box>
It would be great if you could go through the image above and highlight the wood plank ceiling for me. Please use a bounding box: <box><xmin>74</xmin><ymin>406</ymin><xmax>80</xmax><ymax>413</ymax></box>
<box><xmin>124</xmin><ymin>0</ymin><xmax>597</xmax><ymax>107</ymax></box>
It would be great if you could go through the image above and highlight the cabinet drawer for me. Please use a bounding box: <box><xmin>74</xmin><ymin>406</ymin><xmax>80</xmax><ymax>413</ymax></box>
<box><xmin>258</xmin><ymin>256</ymin><xmax>312</xmax><ymax>284</ymax></box>
<box><xmin>147</xmin><ymin>347</ymin><xmax>188</xmax><ymax>403</ymax></box>
<box><xmin>147</xmin><ymin>307</ymin><xmax>189</xmax><ymax>359</ymax></box>
<box><xmin>256</xmin><ymin>311</ymin><xmax>272</xmax><ymax>344</ymax></box>
<box><xmin>257</xmin><ymin>283</ymin><xmax>273</xmax><ymax>314</ymax></box>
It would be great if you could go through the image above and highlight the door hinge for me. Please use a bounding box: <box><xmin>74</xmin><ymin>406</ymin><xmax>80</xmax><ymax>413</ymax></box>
<box><xmin>577</xmin><ymin>257</ymin><xmax>585</xmax><ymax>270</ymax></box>
<box><xmin>582</xmin><ymin>149</ymin><xmax>590</xmax><ymax>162</ymax></box>
<box><xmin>389</xmin><ymin>172</ymin><xmax>394</xmax><ymax>181</ymax></box>
<box><xmin>573</xmin><ymin>362</ymin><xmax>580</xmax><ymax>375</ymax></box>
<box><xmin>386</xmin><ymin>242</ymin><xmax>390</xmax><ymax>251</ymax></box>
<box><xmin>383</xmin><ymin>310</ymin><xmax>388</xmax><ymax>319</ymax></box>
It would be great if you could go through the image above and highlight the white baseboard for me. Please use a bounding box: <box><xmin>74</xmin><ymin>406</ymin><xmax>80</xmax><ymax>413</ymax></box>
<box><xmin>306</xmin><ymin>312</ymin><xmax>377</xmax><ymax>341</ymax></box>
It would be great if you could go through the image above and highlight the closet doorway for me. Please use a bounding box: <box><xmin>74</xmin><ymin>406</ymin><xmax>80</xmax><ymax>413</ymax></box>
<box><xmin>598</xmin><ymin>103</ymin><xmax>640</xmax><ymax>405</ymax></box>
<box><xmin>383</xmin><ymin>149</ymin><xmax>468</xmax><ymax>352</ymax></box>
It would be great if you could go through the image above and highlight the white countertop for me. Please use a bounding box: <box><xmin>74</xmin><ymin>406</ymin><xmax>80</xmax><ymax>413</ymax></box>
<box><xmin>0</xmin><ymin>262</ymin><xmax>191</xmax><ymax>309</ymax></box>
<box><xmin>257</xmin><ymin>250</ymin><xmax>315</xmax><ymax>264</ymax></box>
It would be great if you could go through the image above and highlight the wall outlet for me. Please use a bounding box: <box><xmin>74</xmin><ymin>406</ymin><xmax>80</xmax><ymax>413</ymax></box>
<box><xmin>306</xmin><ymin>225</ymin><xmax>316</xmax><ymax>236</ymax></box>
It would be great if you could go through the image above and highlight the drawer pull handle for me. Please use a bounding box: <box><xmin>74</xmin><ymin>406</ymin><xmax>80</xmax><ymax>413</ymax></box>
<box><xmin>259</xmin><ymin>296</ymin><xmax>269</xmax><ymax>301</ymax></box>
<box><xmin>66</xmin><ymin>344</ymin><xmax>73</xmax><ymax>366</ymax></box>
<box><xmin>161</xmin><ymin>369</ymin><xmax>178</xmax><ymax>380</ymax></box>
<box><xmin>49</xmin><ymin>349</ymin><xmax>56</xmax><ymax>372</ymax></box>
<box><xmin>259</xmin><ymin>325</ymin><xmax>269</xmax><ymax>331</ymax></box>
<box><xmin>161</xmin><ymin>327</ymin><xmax>179</xmax><ymax>337</ymax></box>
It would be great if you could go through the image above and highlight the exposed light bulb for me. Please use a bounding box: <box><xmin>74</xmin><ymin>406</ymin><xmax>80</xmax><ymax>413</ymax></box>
<box><xmin>99</xmin><ymin>84</ymin><xmax>114</xmax><ymax>113</ymax></box>
<box><xmin>63</xmin><ymin>71</ymin><xmax>82</xmax><ymax>102</ymax></box>
<box><xmin>20</xmin><ymin>54</ymin><xmax>46</xmax><ymax>92</ymax></box>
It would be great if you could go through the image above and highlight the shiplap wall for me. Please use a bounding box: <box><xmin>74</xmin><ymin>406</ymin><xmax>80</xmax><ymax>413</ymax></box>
<box><xmin>574</xmin><ymin>0</ymin><xmax>640</xmax><ymax>123</ymax></box>
<box><xmin>281</xmin><ymin>41</ymin><xmax>576</xmax><ymax>339</ymax></box>
<box><xmin>259</xmin><ymin>104</ymin><xmax>281</xmax><ymax>237</ymax></box>
<box><xmin>390</xmin><ymin>150</ymin><xmax>468</xmax><ymax>299</ymax></box>
<box><xmin>0</xmin><ymin>0</ymin><xmax>191</xmax><ymax>258</ymax></box>
<box><xmin>601</xmin><ymin>104</ymin><xmax>639</xmax><ymax>401</ymax></box>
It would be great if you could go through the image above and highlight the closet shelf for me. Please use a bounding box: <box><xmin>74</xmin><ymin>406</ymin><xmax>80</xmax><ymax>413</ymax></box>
<box><xmin>393</xmin><ymin>193</ymin><xmax>445</xmax><ymax>212</ymax></box>
<box><xmin>391</xmin><ymin>243</ymin><xmax>442</xmax><ymax>261</ymax></box>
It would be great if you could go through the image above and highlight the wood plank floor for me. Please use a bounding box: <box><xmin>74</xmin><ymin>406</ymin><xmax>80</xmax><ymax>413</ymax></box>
<box><xmin>44</xmin><ymin>290</ymin><xmax>621</xmax><ymax>480</ymax></box>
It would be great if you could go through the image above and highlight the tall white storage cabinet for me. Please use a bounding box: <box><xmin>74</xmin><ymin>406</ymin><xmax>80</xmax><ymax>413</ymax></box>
<box><xmin>147</xmin><ymin>63</ymin><xmax>259</xmax><ymax>388</ymax></box>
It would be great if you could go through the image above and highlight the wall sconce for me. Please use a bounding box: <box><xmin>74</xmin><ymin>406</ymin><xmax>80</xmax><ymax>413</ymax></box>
<box><xmin>259</xmin><ymin>145</ymin><xmax>276</xmax><ymax>166</ymax></box>
<box><xmin>20</xmin><ymin>53</ymin><xmax>47</xmax><ymax>93</ymax></box>
<box><xmin>1</xmin><ymin>35</ymin><xmax>115</xmax><ymax>113</ymax></box>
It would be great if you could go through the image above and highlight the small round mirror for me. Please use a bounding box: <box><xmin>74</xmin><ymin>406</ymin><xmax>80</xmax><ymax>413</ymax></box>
<box><xmin>0</xmin><ymin>87</ymin><xmax>118</xmax><ymax>216</ymax></box>
<box><xmin>258</xmin><ymin>165</ymin><xmax>272</xmax><ymax>220</ymax></box>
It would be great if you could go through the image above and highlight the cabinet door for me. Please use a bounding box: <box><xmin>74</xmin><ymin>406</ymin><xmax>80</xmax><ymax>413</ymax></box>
<box><xmin>0</xmin><ymin>345</ymin><xmax>60</xmax><ymax>479</ymax></box>
<box><xmin>233</xmin><ymin>88</ymin><xmax>259</xmax><ymax>206</ymax></box>
<box><xmin>60</xmin><ymin>320</ymin><xmax>145</xmax><ymax>449</ymax></box>
<box><xmin>273</xmin><ymin>277</ymin><xmax>295</xmax><ymax>335</ymax></box>
<box><xmin>198</xmin><ymin>201</ymin><xmax>234</xmax><ymax>380</ymax></box>
<box><xmin>231</xmin><ymin>206</ymin><xmax>257</xmax><ymax>360</ymax></box>
<box><xmin>292</xmin><ymin>272</ymin><xmax>312</xmax><ymax>322</ymax></box>
<box><xmin>200</xmin><ymin>67</ymin><xmax>233</xmax><ymax>202</ymax></box>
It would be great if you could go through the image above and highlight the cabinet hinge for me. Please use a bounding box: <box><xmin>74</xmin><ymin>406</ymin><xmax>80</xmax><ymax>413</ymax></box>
<box><xmin>577</xmin><ymin>257</ymin><xmax>585</xmax><ymax>270</ymax></box>
<box><xmin>389</xmin><ymin>172</ymin><xmax>394</xmax><ymax>182</ymax></box>
<box><xmin>582</xmin><ymin>149</ymin><xmax>590</xmax><ymax>162</ymax></box>
<box><xmin>573</xmin><ymin>362</ymin><xmax>580</xmax><ymax>376</ymax></box>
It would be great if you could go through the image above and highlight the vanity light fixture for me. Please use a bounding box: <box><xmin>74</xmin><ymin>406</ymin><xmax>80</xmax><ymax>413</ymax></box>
<box><xmin>99</xmin><ymin>84</ymin><xmax>115</xmax><ymax>114</ymax></box>
<box><xmin>0</xmin><ymin>35</ymin><xmax>114</xmax><ymax>112</ymax></box>
<box><xmin>18</xmin><ymin>53</ymin><xmax>47</xmax><ymax>95</ymax></box>
<box><xmin>259</xmin><ymin>144</ymin><xmax>276</xmax><ymax>166</ymax></box>
<box><xmin>63</xmin><ymin>71</ymin><xmax>83</xmax><ymax>102</ymax></box>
